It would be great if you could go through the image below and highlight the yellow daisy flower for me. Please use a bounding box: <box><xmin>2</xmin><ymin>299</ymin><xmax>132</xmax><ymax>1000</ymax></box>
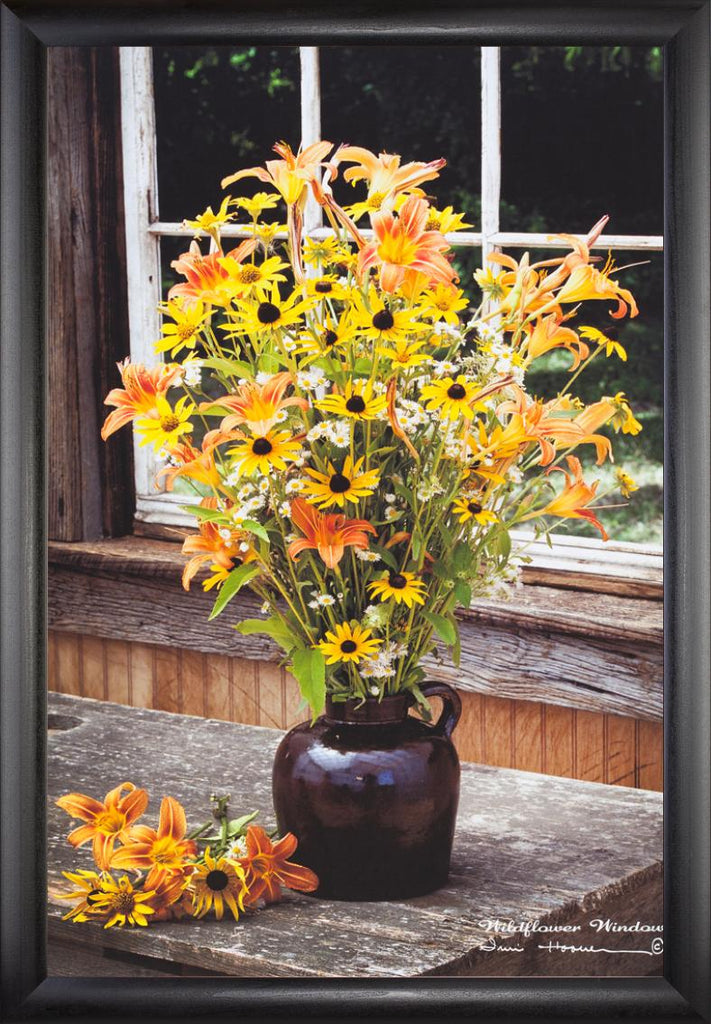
<box><xmin>579</xmin><ymin>325</ymin><xmax>628</xmax><ymax>361</ymax></box>
<box><xmin>155</xmin><ymin>299</ymin><xmax>209</xmax><ymax>357</ymax></box>
<box><xmin>302</xmin><ymin>235</ymin><xmax>348</xmax><ymax>266</ymax></box>
<box><xmin>301</xmin><ymin>455</ymin><xmax>379</xmax><ymax>509</ymax></box>
<box><xmin>182</xmin><ymin>196</ymin><xmax>236</xmax><ymax>243</ymax></box>
<box><xmin>317</xmin><ymin>621</ymin><xmax>382</xmax><ymax>665</ymax></box>
<box><xmin>227</xmin><ymin>429</ymin><xmax>302</xmax><ymax>476</ymax></box>
<box><xmin>218</xmin><ymin>254</ymin><xmax>289</xmax><ymax>297</ymax></box>
<box><xmin>474</xmin><ymin>266</ymin><xmax>509</xmax><ymax>299</ymax></box>
<box><xmin>223</xmin><ymin>283</ymin><xmax>315</xmax><ymax>338</ymax></box>
<box><xmin>249</xmin><ymin>221</ymin><xmax>287</xmax><ymax>250</ymax></box>
<box><xmin>376</xmin><ymin>337</ymin><xmax>433</xmax><ymax>369</ymax></box>
<box><xmin>424</xmin><ymin>205</ymin><xmax>473</xmax><ymax>234</ymax></box>
<box><xmin>57</xmin><ymin>869</ymin><xmax>109</xmax><ymax>923</ymax></box>
<box><xmin>135</xmin><ymin>394</ymin><xmax>195</xmax><ymax>451</ymax></box>
<box><xmin>451</xmin><ymin>497</ymin><xmax>498</xmax><ymax>525</ymax></box>
<box><xmin>315</xmin><ymin>379</ymin><xmax>387</xmax><ymax>422</ymax></box>
<box><xmin>367</xmin><ymin>571</ymin><xmax>427</xmax><ymax>608</ymax></box>
<box><xmin>189</xmin><ymin>847</ymin><xmax>247</xmax><ymax>922</ymax></box>
<box><xmin>235</xmin><ymin>192</ymin><xmax>280</xmax><ymax>218</ymax></box>
<box><xmin>87</xmin><ymin>873</ymin><xmax>158</xmax><ymax>929</ymax></box>
<box><xmin>615</xmin><ymin>468</ymin><xmax>639</xmax><ymax>498</ymax></box>
<box><xmin>348</xmin><ymin>289</ymin><xmax>428</xmax><ymax>343</ymax></box>
<box><xmin>419</xmin><ymin>284</ymin><xmax>469</xmax><ymax>325</ymax></box>
<box><xmin>606</xmin><ymin>392</ymin><xmax>643</xmax><ymax>435</ymax></box>
<box><xmin>420</xmin><ymin>375</ymin><xmax>485</xmax><ymax>422</ymax></box>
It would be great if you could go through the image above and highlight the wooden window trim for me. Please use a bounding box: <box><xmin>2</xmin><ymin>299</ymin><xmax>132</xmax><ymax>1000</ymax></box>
<box><xmin>48</xmin><ymin>536</ymin><xmax>663</xmax><ymax>723</ymax></box>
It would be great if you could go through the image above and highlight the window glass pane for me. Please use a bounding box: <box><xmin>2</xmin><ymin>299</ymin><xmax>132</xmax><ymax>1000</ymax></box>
<box><xmin>500</xmin><ymin>47</ymin><xmax>663</xmax><ymax>235</ymax></box>
<box><xmin>320</xmin><ymin>46</ymin><xmax>481</xmax><ymax>224</ymax></box>
<box><xmin>511</xmin><ymin>248</ymin><xmax>663</xmax><ymax>544</ymax></box>
<box><xmin>153</xmin><ymin>46</ymin><xmax>301</xmax><ymax>223</ymax></box>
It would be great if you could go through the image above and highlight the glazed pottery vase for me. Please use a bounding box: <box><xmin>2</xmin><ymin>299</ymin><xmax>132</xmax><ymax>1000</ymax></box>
<box><xmin>272</xmin><ymin>682</ymin><xmax>462</xmax><ymax>901</ymax></box>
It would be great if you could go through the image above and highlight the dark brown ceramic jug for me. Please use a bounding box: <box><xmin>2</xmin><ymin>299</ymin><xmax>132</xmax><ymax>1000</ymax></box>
<box><xmin>272</xmin><ymin>682</ymin><xmax>461</xmax><ymax>901</ymax></box>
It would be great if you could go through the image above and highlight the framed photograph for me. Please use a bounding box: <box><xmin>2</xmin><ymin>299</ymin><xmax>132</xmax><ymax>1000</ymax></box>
<box><xmin>1</xmin><ymin>1</ymin><xmax>709</xmax><ymax>1020</ymax></box>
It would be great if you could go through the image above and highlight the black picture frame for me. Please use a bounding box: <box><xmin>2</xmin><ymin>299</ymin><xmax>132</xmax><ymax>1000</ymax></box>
<box><xmin>1</xmin><ymin>2</ymin><xmax>709</xmax><ymax>1021</ymax></box>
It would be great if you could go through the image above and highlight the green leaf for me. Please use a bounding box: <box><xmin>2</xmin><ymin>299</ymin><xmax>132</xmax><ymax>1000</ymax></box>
<box><xmin>234</xmin><ymin>617</ymin><xmax>300</xmax><ymax>655</ymax></box>
<box><xmin>226</xmin><ymin>810</ymin><xmax>259</xmax><ymax>837</ymax></box>
<box><xmin>209</xmin><ymin>563</ymin><xmax>260</xmax><ymax>621</ymax></box>
<box><xmin>495</xmin><ymin>528</ymin><xmax>512</xmax><ymax>561</ymax></box>
<box><xmin>452</xmin><ymin>542</ymin><xmax>473</xmax><ymax>573</ymax></box>
<box><xmin>240</xmin><ymin>519</ymin><xmax>270</xmax><ymax>543</ymax></box>
<box><xmin>200</xmin><ymin>356</ymin><xmax>253</xmax><ymax>378</ymax></box>
<box><xmin>290</xmin><ymin>648</ymin><xmax>326</xmax><ymax>720</ymax></box>
<box><xmin>180</xmin><ymin>504</ymin><xmax>228</xmax><ymax>523</ymax></box>
<box><xmin>454</xmin><ymin>580</ymin><xmax>472</xmax><ymax>608</ymax></box>
<box><xmin>422</xmin><ymin>609</ymin><xmax>458</xmax><ymax>647</ymax></box>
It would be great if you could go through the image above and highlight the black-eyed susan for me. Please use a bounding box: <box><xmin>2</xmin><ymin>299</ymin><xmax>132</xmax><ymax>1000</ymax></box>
<box><xmin>88</xmin><ymin>873</ymin><xmax>158</xmax><ymax>929</ymax></box>
<box><xmin>314</xmin><ymin>379</ymin><xmax>387</xmax><ymax>422</ymax></box>
<box><xmin>223</xmin><ymin>282</ymin><xmax>315</xmax><ymax>338</ymax></box>
<box><xmin>134</xmin><ymin>394</ymin><xmax>195</xmax><ymax>451</ymax></box>
<box><xmin>301</xmin><ymin>455</ymin><xmax>379</xmax><ymax>509</ymax></box>
<box><xmin>615</xmin><ymin>467</ymin><xmax>639</xmax><ymax>498</ymax></box>
<box><xmin>303</xmin><ymin>274</ymin><xmax>350</xmax><ymax>302</ymax></box>
<box><xmin>218</xmin><ymin>253</ymin><xmax>288</xmax><ymax>298</ymax></box>
<box><xmin>451</xmin><ymin>497</ymin><xmax>498</xmax><ymax>526</ymax></box>
<box><xmin>57</xmin><ymin>869</ymin><xmax>109</xmax><ymax>923</ymax></box>
<box><xmin>348</xmin><ymin>288</ymin><xmax>428</xmax><ymax>343</ymax></box>
<box><xmin>367</xmin><ymin>570</ymin><xmax>427</xmax><ymax>608</ymax></box>
<box><xmin>296</xmin><ymin>312</ymin><xmax>358</xmax><ymax>361</ymax></box>
<box><xmin>317</xmin><ymin>621</ymin><xmax>382</xmax><ymax>665</ymax></box>
<box><xmin>189</xmin><ymin>847</ymin><xmax>247</xmax><ymax>922</ymax></box>
<box><xmin>155</xmin><ymin>299</ymin><xmax>209</xmax><ymax>357</ymax></box>
<box><xmin>606</xmin><ymin>392</ymin><xmax>643</xmax><ymax>435</ymax></box>
<box><xmin>420</xmin><ymin>375</ymin><xmax>485</xmax><ymax>422</ymax></box>
<box><xmin>227</xmin><ymin>429</ymin><xmax>302</xmax><ymax>476</ymax></box>
<box><xmin>302</xmin><ymin>235</ymin><xmax>346</xmax><ymax>267</ymax></box>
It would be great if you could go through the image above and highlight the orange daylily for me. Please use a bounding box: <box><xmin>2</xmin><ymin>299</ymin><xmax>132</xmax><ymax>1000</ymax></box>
<box><xmin>358</xmin><ymin>195</ymin><xmax>457</xmax><ymax>293</ymax></box>
<box><xmin>101</xmin><ymin>359</ymin><xmax>183</xmax><ymax>440</ymax></box>
<box><xmin>56</xmin><ymin>782</ymin><xmax>148</xmax><ymax>871</ymax></box>
<box><xmin>524</xmin><ymin>314</ymin><xmax>590</xmax><ymax>371</ymax></box>
<box><xmin>523</xmin><ymin>455</ymin><xmax>608</xmax><ymax>540</ymax></box>
<box><xmin>221</xmin><ymin>140</ymin><xmax>333</xmax><ymax>208</ymax></box>
<box><xmin>335</xmin><ymin>145</ymin><xmax>446</xmax><ymax>219</ymax></box>
<box><xmin>497</xmin><ymin>387</ymin><xmax>614</xmax><ymax>466</ymax></box>
<box><xmin>158</xmin><ymin>429</ymin><xmax>236</xmax><ymax>493</ymax></box>
<box><xmin>205</xmin><ymin>372</ymin><xmax>308</xmax><ymax>436</ymax></box>
<box><xmin>238</xmin><ymin>825</ymin><xmax>319</xmax><ymax>905</ymax></box>
<box><xmin>287</xmin><ymin>497</ymin><xmax>376</xmax><ymax>569</ymax></box>
<box><xmin>169</xmin><ymin>238</ymin><xmax>257</xmax><ymax>307</ymax></box>
<box><xmin>181</xmin><ymin>516</ymin><xmax>257</xmax><ymax>591</ymax></box>
<box><xmin>555</xmin><ymin>254</ymin><xmax>639</xmax><ymax>319</ymax></box>
<box><xmin>110</xmin><ymin>796</ymin><xmax>198</xmax><ymax>889</ymax></box>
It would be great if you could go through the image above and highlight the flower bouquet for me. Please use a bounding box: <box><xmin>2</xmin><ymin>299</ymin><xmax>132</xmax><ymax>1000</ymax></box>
<box><xmin>102</xmin><ymin>140</ymin><xmax>641</xmax><ymax>898</ymax></box>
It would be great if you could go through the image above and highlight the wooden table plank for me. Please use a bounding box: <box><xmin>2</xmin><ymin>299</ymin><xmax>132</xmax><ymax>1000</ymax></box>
<box><xmin>47</xmin><ymin>694</ymin><xmax>663</xmax><ymax>979</ymax></box>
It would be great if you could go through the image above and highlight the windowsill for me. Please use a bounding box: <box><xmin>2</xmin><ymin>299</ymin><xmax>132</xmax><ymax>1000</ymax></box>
<box><xmin>48</xmin><ymin>536</ymin><xmax>663</xmax><ymax>722</ymax></box>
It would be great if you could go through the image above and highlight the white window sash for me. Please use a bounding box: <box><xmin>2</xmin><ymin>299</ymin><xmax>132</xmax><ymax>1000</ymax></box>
<box><xmin>120</xmin><ymin>45</ymin><xmax>663</xmax><ymax>572</ymax></box>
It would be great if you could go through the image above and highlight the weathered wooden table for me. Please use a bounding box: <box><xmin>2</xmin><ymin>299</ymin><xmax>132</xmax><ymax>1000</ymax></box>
<box><xmin>47</xmin><ymin>693</ymin><xmax>663</xmax><ymax>978</ymax></box>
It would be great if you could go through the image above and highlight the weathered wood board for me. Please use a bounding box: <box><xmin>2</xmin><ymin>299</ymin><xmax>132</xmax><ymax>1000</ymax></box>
<box><xmin>48</xmin><ymin>694</ymin><xmax>663</xmax><ymax>978</ymax></box>
<box><xmin>48</xmin><ymin>538</ymin><xmax>663</xmax><ymax>720</ymax></box>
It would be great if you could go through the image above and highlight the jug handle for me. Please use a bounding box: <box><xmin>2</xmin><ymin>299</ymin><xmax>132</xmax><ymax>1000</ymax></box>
<box><xmin>420</xmin><ymin>682</ymin><xmax>462</xmax><ymax>738</ymax></box>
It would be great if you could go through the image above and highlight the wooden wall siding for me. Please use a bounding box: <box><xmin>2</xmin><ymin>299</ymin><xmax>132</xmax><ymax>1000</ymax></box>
<box><xmin>48</xmin><ymin>539</ymin><xmax>663</xmax><ymax>722</ymax></box>
<box><xmin>47</xmin><ymin>631</ymin><xmax>663</xmax><ymax>792</ymax></box>
<box><xmin>47</xmin><ymin>48</ymin><xmax>133</xmax><ymax>542</ymax></box>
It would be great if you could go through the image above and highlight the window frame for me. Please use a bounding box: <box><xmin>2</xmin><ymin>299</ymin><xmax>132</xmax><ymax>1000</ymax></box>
<box><xmin>119</xmin><ymin>44</ymin><xmax>663</xmax><ymax>581</ymax></box>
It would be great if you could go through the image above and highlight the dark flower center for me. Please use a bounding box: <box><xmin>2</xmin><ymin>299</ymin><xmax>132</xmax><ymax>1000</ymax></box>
<box><xmin>257</xmin><ymin>301</ymin><xmax>281</xmax><ymax>325</ymax></box>
<box><xmin>340</xmin><ymin>640</ymin><xmax>358</xmax><ymax>653</ymax></box>
<box><xmin>159</xmin><ymin>414</ymin><xmax>181</xmax><ymax>432</ymax></box>
<box><xmin>230</xmin><ymin>556</ymin><xmax>243</xmax><ymax>569</ymax></box>
<box><xmin>205</xmin><ymin>869</ymin><xmax>229</xmax><ymax>892</ymax></box>
<box><xmin>252</xmin><ymin>437</ymin><xmax>273</xmax><ymax>456</ymax></box>
<box><xmin>447</xmin><ymin>383</ymin><xmax>467</xmax><ymax>400</ymax></box>
<box><xmin>315</xmin><ymin>281</ymin><xmax>333</xmax><ymax>293</ymax></box>
<box><xmin>322</xmin><ymin>329</ymin><xmax>338</xmax><ymax>347</ymax></box>
<box><xmin>345</xmin><ymin>396</ymin><xmax>367</xmax><ymax>414</ymax></box>
<box><xmin>372</xmin><ymin>309</ymin><xmax>395</xmax><ymax>331</ymax></box>
<box><xmin>388</xmin><ymin>573</ymin><xmax>408</xmax><ymax>590</ymax></box>
<box><xmin>86</xmin><ymin>889</ymin><xmax>102</xmax><ymax>905</ymax></box>
<box><xmin>329</xmin><ymin>473</ymin><xmax>351</xmax><ymax>494</ymax></box>
<box><xmin>467</xmin><ymin>501</ymin><xmax>482</xmax><ymax>514</ymax></box>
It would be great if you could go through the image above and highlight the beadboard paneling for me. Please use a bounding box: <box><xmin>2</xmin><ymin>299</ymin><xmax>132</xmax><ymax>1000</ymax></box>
<box><xmin>47</xmin><ymin>631</ymin><xmax>663</xmax><ymax>791</ymax></box>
